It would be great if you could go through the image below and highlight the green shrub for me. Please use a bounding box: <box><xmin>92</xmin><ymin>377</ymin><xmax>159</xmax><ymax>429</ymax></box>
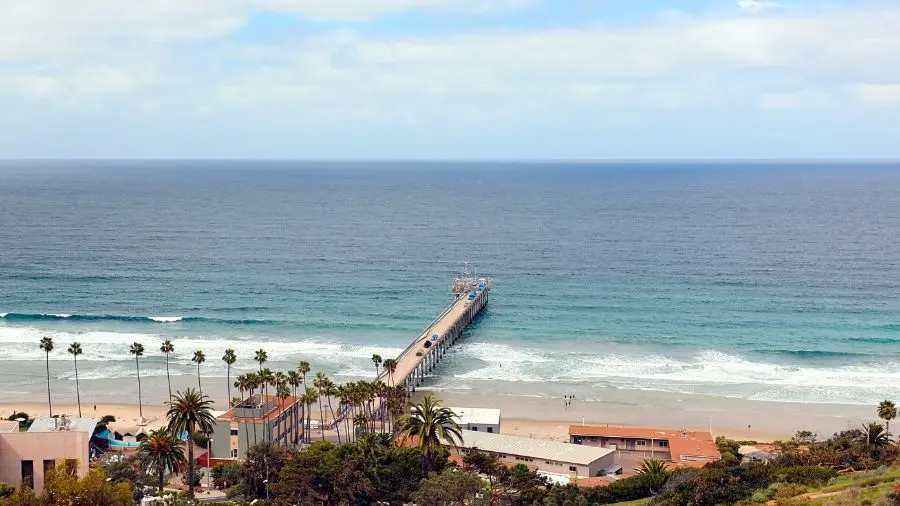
<box><xmin>776</xmin><ymin>465</ymin><xmax>837</xmax><ymax>487</ymax></box>
<box><xmin>775</xmin><ymin>483</ymin><xmax>806</xmax><ymax>499</ymax></box>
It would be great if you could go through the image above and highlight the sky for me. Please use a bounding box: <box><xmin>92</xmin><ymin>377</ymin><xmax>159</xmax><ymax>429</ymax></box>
<box><xmin>1</xmin><ymin>0</ymin><xmax>899</xmax><ymax>159</ymax></box>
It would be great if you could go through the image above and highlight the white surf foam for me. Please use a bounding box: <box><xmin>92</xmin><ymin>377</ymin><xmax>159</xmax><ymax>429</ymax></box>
<box><xmin>0</xmin><ymin>313</ymin><xmax>7</xmax><ymax>318</ymax></box>
<box><xmin>148</xmin><ymin>316</ymin><xmax>183</xmax><ymax>323</ymax></box>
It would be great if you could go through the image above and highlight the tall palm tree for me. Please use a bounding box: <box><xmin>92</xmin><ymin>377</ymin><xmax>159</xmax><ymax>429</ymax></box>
<box><xmin>383</xmin><ymin>359</ymin><xmax>398</xmax><ymax>386</ymax></box>
<box><xmin>372</xmin><ymin>354</ymin><xmax>383</xmax><ymax>379</ymax></box>
<box><xmin>298</xmin><ymin>360</ymin><xmax>310</xmax><ymax>387</ymax></box>
<box><xmin>254</xmin><ymin>349</ymin><xmax>267</xmax><ymax>375</ymax></box>
<box><xmin>877</xmin><ymin>400</ymin><xmax>897</xmax><ymax>438</ymax></box>
<box><xmin>259</xmin><ymin>368</ymin><xmax>274</xmax><ymax>440</ymax></box>
<box><xmin>139</xmin><ymin>428</ymin><xmax>186</xmax><ymax>494</ymax></box>
<box><xmin>192</xmin><ymin>350</ymin><xmax>206</xmax><ymax>395</ymax></box>
<box><xmin>166</xmin><ymin>388</ymin><xmax>215</xmax><ymax>500</ymax></box>
<box><xmin>160</xmin><ymin>339</ymin><xmax>175</xmax><ymax>400</ymax></box>
<box><xmin>235</xmin><ymin>373</ymin><xmax>251</xmax><ymax>447</ymax></box>
<box><xmin>395</xmin><ymin>394</ymin><xmax>463</xmax><ymax>473</ymax></box>
<box><xmin>222</xmin><ymin>348</ymin><xmax>236</xmax><ymax>406</ymax></box>
<box><xmin>67</xmin><ymin>342</ymin><xmax>84</xmax><ymax>417</ymax></box>
<box><xmin>313</xmin><ymin>372</ymin><xmax>328</xmax><ymax>440</ymax></box>
<box><xmin>302</xmin><ymin>386</ymin><xmax>318</xmax><ymax>443</ymax></box>
<box><xmin>322</xmin><ymin>378</ymin><xmax>341</xmax><ymax>443</ymax></box>
<box><xmin>636</xmin><ymin>459</ymin><xmax>670</xmax><ymax>495</ymax></box>
<box><xmin>287</xmin><ymin>371</ymin><xmax>302</xmax><ymax>445</ymax></box>
<box><xmin>130</xmin><ymin>342</ymin><xmax>145</xmax><ymax>419</ymax></box>
<box><xmin>39</xmin><ymin>337</ymin><xmax>54</xmax><ymax>417</ymax></box>
<box><xmin>275</xmin><ymin>379</ymin><xmax>290</xmax><ymax>446</ymax></box>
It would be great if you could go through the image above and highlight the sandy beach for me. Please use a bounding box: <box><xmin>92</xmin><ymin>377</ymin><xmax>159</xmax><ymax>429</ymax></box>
<box><xmin>1</xmin><ymin>372</ymin><xmax>881</xmax><ymax>444</ymax></box>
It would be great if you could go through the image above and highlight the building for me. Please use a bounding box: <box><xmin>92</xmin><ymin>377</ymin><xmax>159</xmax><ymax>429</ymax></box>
<box><xmin>449</xmin><ymin>407</ymin><xmax>501</xmax><ymax>434</ymax></box>
<box><xmin>569</xmin><ymin>425</ymin><xmax>720</xmax><ymax>471</ymax></box>
<box><xmin>210</xmin><ymin>394</ymin><xmax>302</xmax><ymax>461</ymax></box>
<box><xmin>0</xmin><ymin>416</ymin><xmax>97</xmax><ymax>493</ymax></box>
<box><xmin>445</xmin><ymin>429</ymin><xmax>616</xmax><ymax>478</ymax></box>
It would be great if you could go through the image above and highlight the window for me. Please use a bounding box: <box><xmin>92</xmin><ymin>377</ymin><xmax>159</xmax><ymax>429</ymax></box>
<box><xmin>231</xmin><ymin>449</ymin><xmax>239</xmax><ymax>458</ymax></box>
<box><xmin>569</xmin><ymin>466</ymin><xmax>577</xmax><ymax>472</ymax></box>
<box><xmin>43</xmin><ymin>459</ymin><xmax>55</xmax><ymax>478</ymax></box>
<box><xmin>487</xmin><ymin>427</ymin><xmax>493</xmax><ymax>433</ymax></box>
<box><xmin>471</xmin><ymin>426</ymin><xmax>478</xmax><ymax>431</ymax></box>
<box><xmin>230</xmin><ymin>428</ymin><xmax>239</xmax><ymax>436</ymax></box>
<box><xmin>658</xmin><ymin>440</ymin><xmax>669</xmax><ymax>448</ymax></box>
<box><xmin>21</xmin><ymin>460</ymin><xmax>34</xmax><ymax>489</ymax></box>
<box><xmin>636</xmin><ymin>440</ymin><xmax>647</xmax><ymax>447</ymax></box>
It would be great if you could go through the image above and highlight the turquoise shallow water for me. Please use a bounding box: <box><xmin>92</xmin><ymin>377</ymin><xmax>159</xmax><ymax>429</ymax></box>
<box><xmin>1</xmin><ymin>162</ymin><xmax>898</xmax><ymax>404</ymax></box>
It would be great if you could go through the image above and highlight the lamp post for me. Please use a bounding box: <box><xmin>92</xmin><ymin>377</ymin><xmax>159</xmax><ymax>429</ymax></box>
<box><xmin>207</xmin><ymin>437</ymin><xmax>213</xmax><ymax>493</ymax></box>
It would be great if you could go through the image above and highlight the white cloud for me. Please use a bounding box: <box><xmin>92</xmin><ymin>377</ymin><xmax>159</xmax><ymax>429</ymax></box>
<box><xmin>738</xmin><ymin>0</ymin><xmax>783</xmax><ymax>12</ymax></box>
<box><xmin>1</xmin><ymin>2</ymin><xmax>900</xmax><ymax>128</ymax></box>
<box><xmin>852</xmin><ymin>83</ymin><xmax>900</xmax><ymax>106</ymax></box>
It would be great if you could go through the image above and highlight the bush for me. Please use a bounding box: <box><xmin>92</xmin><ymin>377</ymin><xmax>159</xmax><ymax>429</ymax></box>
<box><xmin>775</xmin><ymin>483</ymin><xmax>806</xmax><ymax>499</ymax></box>
<box><xmin>876</xmin><ymin>490</ymin><xmax>900</xmax><ymax>506</ymax></box>
<box><xmin>0</xmin><ymin>484</ymin><xmax>13</xmax><ymax>499</ymax></box>
<box><xmin>191</xmin><ymin>431</ymin><xmax>209</xmax><ymax>448</ymax></box>
<box><xmin>775</xmin><ymin>465</ymin><xmax>837</xmax><ymax>487</ymax></box>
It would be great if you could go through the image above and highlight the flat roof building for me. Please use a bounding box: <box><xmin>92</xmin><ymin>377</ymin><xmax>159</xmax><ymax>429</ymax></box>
<box><xmin>0</xmin><ymin>415</ymin><xmax>96</xmax><ymax>493</ymax></box>
<box><xmin>210</xmin><ymin>394</ymin><xmax>303</xmax><ymax>462</ymax></box>
<box><xmin>449</xmin><ymin>407</ymin><xmax>501</xmax><ymax>434</ymax></box>
<box><xmin>445</xmin><ymin>429</ymin><xmax>615</xmax><ymax>478</ymax></box>
<box><xmin>569</xmin><ymin>425</ymin><xmax>720</xmax><ymax>471</ymax></box>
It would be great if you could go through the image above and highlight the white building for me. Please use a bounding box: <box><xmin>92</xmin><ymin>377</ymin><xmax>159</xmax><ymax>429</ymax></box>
<box><xmin>449</xmin><ymin>407</ymin><xmax>501</xmax><ymax>434</ymax></box>
<box><xmin>445</xmin><ymin>429</ymin><xmax>615</xmax><ymax>478</ymax></box>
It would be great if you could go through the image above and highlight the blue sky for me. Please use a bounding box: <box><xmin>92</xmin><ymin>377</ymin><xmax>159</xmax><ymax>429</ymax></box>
<box><xmin>1</xmin><ymin>0</ymin><xmax>898</xmax><ymax>159</ymax></box>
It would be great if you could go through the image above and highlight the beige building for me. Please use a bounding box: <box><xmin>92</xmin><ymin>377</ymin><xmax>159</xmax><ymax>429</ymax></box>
<box><xmin>210</xmin><ymin>394</ymin><xmax>303</xmax><ymax>461</ymax></box>
<box><xmin>446</xmin><ymin>429</ymin><xmax>615</xmax><ymax>478</ymax></box>
<box><xmin>568</xmin><ymin>425</ymin><xmax>720</xmax><ymax>472</ymax></box>
<box><xmin>0</xmin><ymin>416</ymin><xmax>96</xmax><ymax>493</ymax></box>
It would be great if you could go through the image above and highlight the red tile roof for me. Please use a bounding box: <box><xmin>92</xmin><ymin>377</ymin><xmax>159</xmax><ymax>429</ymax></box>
<box><xmin>569</xmin><ymin>425</ymin><xmax>720</xmax><ymax>463</ymax></box>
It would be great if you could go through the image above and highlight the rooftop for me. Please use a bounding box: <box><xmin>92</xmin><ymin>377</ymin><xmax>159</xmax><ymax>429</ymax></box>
<box><xmin>569</xmin><ymin>425</ymin><xmax>720</xmax><ymax>462</ymax></box>
<box><xmin>217</xmin><ymin>394</ymin><xmax>300</xmax><ymax>423</ymax></box>
<box><xmin>0</xmin><ymin>420</ymin><xmax>20</xmax><ymax>433</ymax></box>
<box><xmin>28</xmin><ymin>416</ymin><xmax>98</xmax><ymax>434</ymax></box>
<box><xmin>449</xmin><ymin>429</ymin><xmax>614</xmax><ymax>465</ymax></box>
<box><xmin>448</xmin><ymin>407</ymin><xmax>501</xmax><ymax>426</ymax></box>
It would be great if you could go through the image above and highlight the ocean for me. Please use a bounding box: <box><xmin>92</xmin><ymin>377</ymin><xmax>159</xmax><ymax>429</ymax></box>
<box><xmin>1</xmin><ymin>161</ymin><xmax>899</xmax><ymax>406</ymax></box>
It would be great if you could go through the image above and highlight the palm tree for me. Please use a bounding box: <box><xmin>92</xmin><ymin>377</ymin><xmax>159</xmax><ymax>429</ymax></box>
<box><xmin>372</xmin><ymin>354</ymin><xmax>383</xmax><ymax>379</ymax></box>
<box><xmin>254</xmin><ymin>349</ymin><xmax>268</xmax><ymax>374</ymax></box>
<box><xmin>862</xmin><ymin>422</ymin><xmax>890</xmax><ymax>447</ymax></box>
<box><xmin>275</xmin><ymin>379</ymin><xmax>290</xmax><ymax>446</ymax></box>
<box><xmin>302</xmin><ymin>386</ymin><xmax>318</xmax><ymax>443</ymax></box>
<box><xmin>222</xmin><ymin>348</ymin><xmax>236</xmax><ymax>406</ymax></box>
<box><xmin>259</xmin><ymin>368</ymin><xmax>275</xmax><ymax>440</ymax></box>
<box><xmin>313</xmin><ymin>372</ymin><xmax>328</xmax><ymax>440</ymax></box>
<box><xmin>298</xmin><ymin>360</ymin><xmax>310</xmax><ymax>386</ymax></box>
<box><xmin>67</xmin><ymin>342</ymin><xmax>84</xmax><ymax>417</ymax></box>
<box><xmin>166</xmin><ymin>388</ymin><xmax>215</xmax><ymax>500</ymax></box>
<box><xmin>395</xmin><ymin>394</ymin><xmax>463</xmax><ymax>473</ymax></box>
<box><xmin>192</xmin><ymin>350</ymin><xmax>206</xmax><ymax>395</ymax></box>
<box><xmin>287</xmin><ymin>371</ymin><xmax>302</xmax><ymax>445</ymax></box>
<box><xmin>636</xmin><ymin>459</ymin><xmax>670</xmax><ymax>494</ymax></box>
<box><xmin>877</xmin><ymin>400</ymin><xmax>897</xmax><ymax>439</ymax></box>
<box><xmin>139</xmin><ymin>428</ymin><xmax>186</xmax><ymax>494</ymax></box>
<box><xmin>39</xmin><ymin>337</ymin><xmax>54</xmax><ymax>417</ymax></box>
<box><xmin>383</xmin><ymin>359</ymin><xmax>398</xmax><ymax>386</ymax></box>
<box><xmin>130</xmin><ymin>342</ymin><xmax>145</xmax><ymax>419</ymax></box>
<box><xmin>160</xmin><ymin>339</ymin><xmax>175</xmax><ymax>400</ymax></box>
<box><xmin>235</xmin><ymin>373</ymin><xmax>251</xmax><ymax>447</ymax></box>
<box><xmin>322</xmin><ymin>378</ymin><xmax>341</xmax><ymax>443</ymax></box>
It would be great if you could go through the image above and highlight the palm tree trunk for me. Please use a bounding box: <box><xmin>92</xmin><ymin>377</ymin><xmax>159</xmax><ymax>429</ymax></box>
<box><xmin>318</xmin><ymin>397</ymin><xmax>325</xmax><ymax>441</ymax></box>
<box><xmin>187</xmin><ymin>424</ymin><xmax>196</xmax><ymax>499</ymax></box>
<box><xmin>136</xmin><ymin>356</ymin><xmax>143</xmax><ymax>419</ymax></box>
<box><xmin>158</xmin><ymin>465</ymin><xmax>164</xmax><ymax>494</ymax></box>
<box><xmin>197</xmin><ymin>363</ymin><xmax>202</xmax><ymax>395</ymax></box>
<box><xmin>241</xmin><ymin>388</ymin><xmax>249</xmax><ymax>453</ymax></box>
<box><xmin>165</xmin><ymin>353</ymin><xmax>172</xmax><ymax>400</ymax></box>
<box><xmin>226</xmin><ymin>365</ymin><xmax>231</xmax><ymax>407</ymax></box>
<box><xmin>45</xmin><ymin>351</ymin><xmax>52</xmax><ymax>417</ymax></box>
<box><xmin>74</xmin><ymin>354</ymin><xmax>82</xmax><ymax>417</ymax></box>
<box><xmin>327</xmin><ymin>398</ymin><xmax>340</xmax><ymax>444</ymax></box>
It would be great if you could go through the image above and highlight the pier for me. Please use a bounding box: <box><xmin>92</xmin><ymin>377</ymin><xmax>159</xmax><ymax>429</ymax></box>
<box><xmin>388</xmin><ymin>270</ymin><xmax>492</xmax><ymax>393</ymax></box>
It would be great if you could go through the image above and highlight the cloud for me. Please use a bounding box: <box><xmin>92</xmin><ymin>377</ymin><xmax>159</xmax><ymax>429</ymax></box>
<box><xmin>738</xmin><ymin>0</ymin><xmax>784</xmax><ymax>12</ymax></box>
<box><xmin>852</xmin><ymin>83</ymin><xmax>900</xmax><ymax>106</ymax></box>
<box><xmin>1</xmin><ymin>2</ymin><xmax>899</xmax><ymax>157</ymax></box>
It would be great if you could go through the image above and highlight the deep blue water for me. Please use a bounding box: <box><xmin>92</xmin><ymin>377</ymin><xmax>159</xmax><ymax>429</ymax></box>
<box><xmin>1</xmin><ymin>161</ymin><xmax>899</xmax><ymax>404</ymax></box>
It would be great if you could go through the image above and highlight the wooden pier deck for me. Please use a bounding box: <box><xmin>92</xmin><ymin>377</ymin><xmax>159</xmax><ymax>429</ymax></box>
<box><xmin>388</xmin><ymin>280</ymin><xmax>490</xmax><ymax>391</ymax></box>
